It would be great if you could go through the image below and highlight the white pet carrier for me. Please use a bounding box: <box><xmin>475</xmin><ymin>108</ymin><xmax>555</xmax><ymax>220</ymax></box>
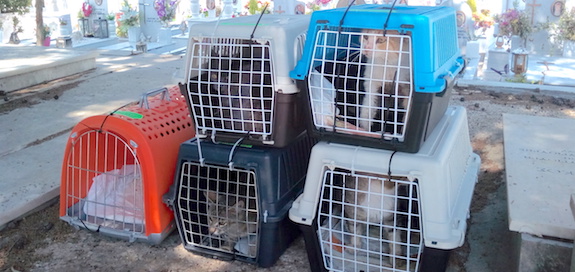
<box><xmin>181</xmin><ymin>14</ymin><xmax>310</xmax><ymax>147</ymax></box>
<box><xmin>289</xmin><ymin>106</ymin><xmax>481</xmax><ymax>271</ymax></box>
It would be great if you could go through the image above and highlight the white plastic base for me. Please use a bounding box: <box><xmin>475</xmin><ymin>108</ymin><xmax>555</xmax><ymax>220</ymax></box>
<box><xmin>289</xmin><ymin>106</ymin><xmax>481</xmax><ymax>250</ymax></box>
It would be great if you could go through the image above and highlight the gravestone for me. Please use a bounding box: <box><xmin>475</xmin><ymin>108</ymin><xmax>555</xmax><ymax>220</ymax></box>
<box><xmin>524</xmin><ymin>0</ymin><xmax>572</xmax><ymax>55</ymax></box>
<box><xmin>91</xmin><ymin>0</ymin><xmax>109</xmax><ymax>38</ymax></box>
<box><xmin>439</xmin><ymin>0</ymin><xmax>475</xmax><ymax>55</ymax></box>
<box><xmin>504</xmin><ymin>114</ymin><xmax>575</xmax><ymax>271</ymax></box>
<box><xmin>58</xmin><ymin>14</ymin><xmax>73</xmax><ymax>37</ymax></box>
<box><xmin>274</xmin><ymin>0</ymin><xmax>306</xmax><ymax>14</ymax></box>
<box><xmin>140</xmin><ymin>0</ymin><xmax>163</xmax><ymax>42</ymax></box>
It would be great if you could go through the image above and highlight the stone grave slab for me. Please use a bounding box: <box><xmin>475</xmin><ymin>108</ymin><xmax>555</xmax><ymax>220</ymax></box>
<box><xmin>504</xmin><ymin>114</ymin><xmax>575</xmax><ymax>240</ymax></box>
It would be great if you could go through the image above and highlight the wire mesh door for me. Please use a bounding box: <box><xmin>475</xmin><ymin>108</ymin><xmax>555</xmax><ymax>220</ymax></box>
<box><xmin>187</xmin><ymin>38</ymin><xmax>275</xmax><ymax>139</ymax></box>
<box><xmin>63</xmin><ymin>129</ymin><xmax>145</xmax><ymax>234</ymax></box>
<box><xmin>307</xmin><ymin>28</ymin><xmax>413</xmax><ymax>141</ymax></box>
<box><xmin>316</xmin><ymin>168</ymin><xmax>422</xmax><ymax>272</ymax></box>
<box><xmin>177</xmin><ymin>161</ymin><xmax>259</xmax><ymax>258</ymax></box>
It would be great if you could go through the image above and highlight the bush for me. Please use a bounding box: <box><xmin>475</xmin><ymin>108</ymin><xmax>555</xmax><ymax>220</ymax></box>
<box><xmin>0</xmin><ymin>0</ymin><xmax>32</xmax><ymax>14</ymax></box>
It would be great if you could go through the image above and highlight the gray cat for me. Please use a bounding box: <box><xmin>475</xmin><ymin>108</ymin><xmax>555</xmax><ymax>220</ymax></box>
<box><xmin>208</xmin><ymin>59</ymin><xmax>271</xmax><ymax>133</ymax></box>
<box><xmin>204</xmin><ymin>191</ymin><xmax>258</xmax><ymax>256</ymax></box>
<box><xmin>343</xmin><ymin>174</ymin><xmax>403</xmax><ymax>265</ymax></box>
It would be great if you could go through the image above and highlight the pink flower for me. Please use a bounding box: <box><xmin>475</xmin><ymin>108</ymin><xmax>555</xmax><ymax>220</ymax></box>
<box><xmin>82</xmin><ymin>2</ymin><xmax>93</xmax><ymax>17</ymax></box>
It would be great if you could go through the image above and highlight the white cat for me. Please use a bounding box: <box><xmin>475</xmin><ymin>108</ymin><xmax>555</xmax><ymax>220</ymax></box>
<box><xmin>359</xmin><ymin>29</ymin><xmax>411</xmax><ymax>132</ymax></box>
<box><xmin>343</xmin><ymin>174</ymin><xmax>403</xmax><ymax>265</ymax></box>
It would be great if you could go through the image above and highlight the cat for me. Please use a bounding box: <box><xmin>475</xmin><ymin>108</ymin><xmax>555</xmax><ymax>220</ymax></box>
<box><xmin>359</xmin><ymin>29</ymin><xmax>411</xmax><ymax>133</ymax></box>
<box><xmin>207</xmin><ymin>56</ymin><xmax>271</xmax><ymax>133</ymax></box>
<box><xmin>204</xmin><ymin>191</ymin><xmax>258</xmax><ymax>256</ymax></box>
<box><xmin>343</xmin><ymin>174</ymin><xmax>404</xmax><ymax>265</ymax></box>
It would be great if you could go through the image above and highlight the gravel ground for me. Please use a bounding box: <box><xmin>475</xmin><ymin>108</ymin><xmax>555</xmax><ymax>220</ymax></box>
<box><xmin>1</xmin><ymin>84</ymin><xmax>574</xmax><ymax>272</ymax></box>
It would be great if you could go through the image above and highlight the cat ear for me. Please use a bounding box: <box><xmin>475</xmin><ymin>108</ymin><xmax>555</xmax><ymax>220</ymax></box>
<box><xmin>235</xmin><ymin>200</ymin><xmax>245</xmax><ymax>209</ymax></box>
<box><xmin>204</xmin><ymin>191</ymin><xmax>218</xmax><ymax>202</ymax></box>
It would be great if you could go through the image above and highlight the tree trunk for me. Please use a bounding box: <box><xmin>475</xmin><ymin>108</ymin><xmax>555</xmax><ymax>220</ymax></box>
<box><xmin>36</xmin><ymin>0</ymin><xmax>44</xmax><ymax>46</ymax></box>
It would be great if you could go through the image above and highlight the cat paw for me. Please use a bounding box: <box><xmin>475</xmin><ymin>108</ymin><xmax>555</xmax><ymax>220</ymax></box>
<box><xmin>359</xmin><ymin>120</ymin><xmax>370</xmax><ymax>131</ymax></box>
<box><xmin>390</xmin><ymin>257</ymin><xmax>407</xmax><ymax>269</ymax></box>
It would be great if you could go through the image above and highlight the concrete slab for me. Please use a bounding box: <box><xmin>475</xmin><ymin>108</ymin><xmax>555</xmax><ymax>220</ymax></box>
<box><xmin>514</xmin><ymin>232</ymin><xmax>572</xmax><ymax>272</ymax></box>
<box><xmin>463</xmin><ymin>51</ymin><xmax>575</xmax><ymax>86</ymax></box>
<box><xmin>99</xmin><ymin>41</ymin><xmax>176</xmax><ymax>52</ymax></box>
<box><xmin>571</xmin><ymin>194</ymin><xmax>575</xmax><ymax>271</ymax></box>
<box><xmin>0</xmin><ymin>46</ymin><xmax>98</xmax><ymax>92</ymax></box>
<box><xmin>71</xmin><ymin>37</ymin><xmax>118</xmax><ymax>49</ymax></box>
<box><xmin>504</xmin><ymin>114</ymin><xmax>575</xmax><ymax>240</ymax></box>
<box><xmin>0</xmin><ymin>51</ymin><xmax>185</xmax><ymax>228</ymax></box>
<box><xmin>0</xmin><ymin>134</ymin><xmax>66</xmax><ymax>227</ymax></box>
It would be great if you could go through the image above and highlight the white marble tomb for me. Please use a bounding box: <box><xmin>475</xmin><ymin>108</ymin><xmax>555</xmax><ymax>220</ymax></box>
<box><xmin>504</xmin><ymin>113</ymin><xmax>575</xmax><ymax>240</ymax></box>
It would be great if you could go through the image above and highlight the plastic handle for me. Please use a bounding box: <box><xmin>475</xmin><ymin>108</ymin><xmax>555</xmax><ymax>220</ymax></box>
<box><xmin>139</xmin><ymin>87</ymin><xmax>171</xmax><ymax>109</ymax></box>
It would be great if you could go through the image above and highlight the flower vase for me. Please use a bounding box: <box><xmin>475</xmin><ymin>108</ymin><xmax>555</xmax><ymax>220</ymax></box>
<box><xmin>108</xmin><ymin>21</ymin><xmax>116</xmax><ymax>37</ymax></box>
<box><xmin>43</xmin><ymin>36</ymin><xmax>51</xmax><ymax>46</ymax></box>
<box><xmin>59</xmin><ymin>25</ymin><xmax>71</xmax><ymax>37</ymax></box>
<box><xmin>484</xmin><ymin>26</ymin><xmax>495</xmax><ymax>47</ymax></box>
<box><xmin>563</xmin><ymin>40</ymin><xmax>575</xmax><ymax>58</ymax></box>
<box><xmin>158</xmin><ymin>27</ymin><xmax>172</xmax><ymax>44</ymax></box>
<box><xmin>510</xmin><ymin>35</ymin><xmax>522</xmax><ymax>51</ymax></box>
<box><xmin>128</xmin><ymin>26</ymin><xmax>141</xmax><ymax>49</ymax></box>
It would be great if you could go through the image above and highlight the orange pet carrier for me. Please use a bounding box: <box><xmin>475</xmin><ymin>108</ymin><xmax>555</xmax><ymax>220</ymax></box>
<box><xmin>59</xmin><ymin>86</ymin><xmax>195</xmax><ymax>244</ymax></box>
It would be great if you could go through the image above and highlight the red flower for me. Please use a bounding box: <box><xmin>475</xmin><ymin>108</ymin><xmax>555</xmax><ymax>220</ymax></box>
<box><xmin>82</xmin><ymin>2</ymin><xmax>93</xmax><ymax>17</ymax></box>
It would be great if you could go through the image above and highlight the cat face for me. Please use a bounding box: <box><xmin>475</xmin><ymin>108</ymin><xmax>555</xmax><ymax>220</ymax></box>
<box><xmin>205</xmin><ymin>191</ymin><xmax>242</xmax><ymax>235</ymax></box>
<box><xmin>204</xmin><ymin>191</ymin><xmax>257</xmax><ymax>240</ymax></box>
<box><xmin>360</xmin><ymin>29</ymin><xmax>402</xmax><ymax>61</ymax></box>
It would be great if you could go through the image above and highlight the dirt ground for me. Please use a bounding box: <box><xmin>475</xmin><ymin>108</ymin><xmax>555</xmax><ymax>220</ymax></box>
<box><xmin>1</xmin><ymin>85</ymin><xmax>574</xmax><ymax>272</ymax></box>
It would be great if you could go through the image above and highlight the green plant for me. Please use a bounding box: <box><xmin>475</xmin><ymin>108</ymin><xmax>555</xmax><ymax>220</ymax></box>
<box><xmin>106</xmin><ymin>12</ymin><xmax>116</xmax><ymax>21</ymax></box>
<box><xmin>40</xmin><ymin>24</ymin><xmax>50</xmax><ymax>38</ymax></box>
<box><xmin>119</xmin><ymin>0</ymin><xmax>139</xmax><ymax>27</ymax></box>
<box><xmin>557</xmin><ymin>7</ymin><xmax>575</xmax><ymax>42</ymax></box>
<box><xmin>505</xmin><ymin>74</ymin><xmax>541</xmax><ymax>84</ymax></box>
<box><xmin>246</xmin><ymin>0</ymin><xmax>271</xmax><ymax>15</ymax></box>
<box><xmin>12</xmin><ymin>16</ymin><xmax>23</xmax><ymax>33</ymax></box>
<box><xmin>467</xmin><ymin>0</ymin><xmax>477</xmax><ymax>13</ymax></box>
<box><xmin>0</xmin><ymin>0</ymin><xmax>32</xmax><ymax>14</ymax></box>
<box><xmin>117</xmin><ymin>25</ymin><xmax>127</xmax><ymax>37</ymax></box>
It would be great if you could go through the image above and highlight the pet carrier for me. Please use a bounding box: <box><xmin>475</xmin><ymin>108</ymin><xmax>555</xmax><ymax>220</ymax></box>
<box><xmin>290</xmin><ymin>5</ymin><xmax>464</xmax><ymax>153</ymax></box>
<box><xmin>289</xmin><ymin>106</ymin><xmax>480</xmax><ymax>272</ymax></box>
<box><xmin>59</xmin><ymin>86</ymin><xmax>195</xmax><ymax>244</ymax></box>
<box><xmin>180</xmin><ymin>14</ymin><xmax>310</xmax><ymax>147</ymax></box>
<box><xmin>164</xmin><ymin>132</ymin><xmax>315</xmax><ymax>267</ymax></box>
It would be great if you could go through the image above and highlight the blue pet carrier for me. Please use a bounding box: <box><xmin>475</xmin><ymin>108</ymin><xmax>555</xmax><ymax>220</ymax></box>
<box><xmin>290</xmin><ymin>5</ymin><xmax>464</xmax><ymax>153</ymax></box>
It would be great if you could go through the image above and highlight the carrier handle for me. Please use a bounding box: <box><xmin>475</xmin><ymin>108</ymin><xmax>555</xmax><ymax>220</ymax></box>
<box><xmin>139</xmin><ymin>87</ymin><xmax>171</xmax><ymax>109</ymax></box>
